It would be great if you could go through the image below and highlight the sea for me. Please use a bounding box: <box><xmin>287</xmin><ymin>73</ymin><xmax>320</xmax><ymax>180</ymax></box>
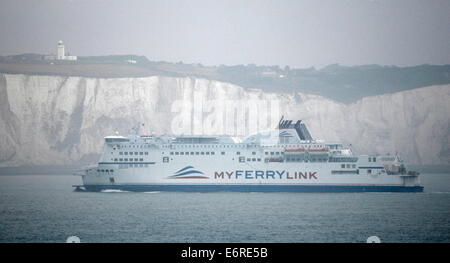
<box><xmin>0</xmin><ymin>171</ymin><xmax>449</xmax><ymax>243</ymax></box>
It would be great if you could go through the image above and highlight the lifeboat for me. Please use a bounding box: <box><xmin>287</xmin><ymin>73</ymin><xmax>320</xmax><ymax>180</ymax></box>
<box><xmin>309</xmin><ymin>148</ymin><xmax>329</xmax><ymax>153</ymax></box>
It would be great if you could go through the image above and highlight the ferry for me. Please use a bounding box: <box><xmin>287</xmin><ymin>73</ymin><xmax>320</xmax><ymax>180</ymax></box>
<box><xmin>74</xmin><ymin>119</ymin><xmax>423</xmax><ymax>192</ymax></box>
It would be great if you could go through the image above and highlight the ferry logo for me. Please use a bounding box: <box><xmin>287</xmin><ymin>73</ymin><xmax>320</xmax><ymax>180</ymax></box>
<box><xmin>214</xmin><ymin>170</ymin><xmax>318</xmax><ymax>180</ymax></box>
<box><xmin>279</xmin><ymin>131</ymin><xmax>292</xmax><ymax>137</ymax></box>
<box><xmin>169</xmin><ymin>166</ymin><xmax>209</xmax><ymax>179</ymax></box>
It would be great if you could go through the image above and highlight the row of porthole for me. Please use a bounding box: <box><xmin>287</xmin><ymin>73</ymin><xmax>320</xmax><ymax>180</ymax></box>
<box><xmin>341</xmin><ymin>164</ymin><xmax>357</xmax><ymax>169</ymax></box>
<box><xmin>113</xmin><ymin>158</ymin><xmax>144</xmax><ymax>162</ymax></box>
<box><xmin>170</xmin><ymin>151</ymin><xmax>217</xmax><ymax>156</ymax></box>
<box><xmin>119</xmin><ymin>152</ymin><xmax>149</xmax><ymax>156</ymax></box>
<box><xmin>119</xmin><ymin>164</ymin><xmax>149</xmax><ymax>169</ymax></box>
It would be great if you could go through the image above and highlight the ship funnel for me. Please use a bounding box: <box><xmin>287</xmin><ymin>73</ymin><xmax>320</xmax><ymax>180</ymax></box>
<box><xmin>299</xmin><ymin>123</ymin><xmax>313</xmax><ymax>140</ymax></box>
<box><xmin>278</xmin><ymin>118</ymin><xmax>313</xmax><ymax>141</ymax></box>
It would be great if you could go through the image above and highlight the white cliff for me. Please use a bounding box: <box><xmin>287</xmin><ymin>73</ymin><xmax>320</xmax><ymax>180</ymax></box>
<box><xmin>0</xmin><ymin>73</ymin><xmax>449</xmax><ymax>167</ymax></box>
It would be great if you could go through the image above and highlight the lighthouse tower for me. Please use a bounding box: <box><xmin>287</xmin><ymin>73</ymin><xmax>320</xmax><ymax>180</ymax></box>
<box><xmin>57</xmin><ymin>40</ymin><xmax>65</xmax><ymax>60</ymax></box>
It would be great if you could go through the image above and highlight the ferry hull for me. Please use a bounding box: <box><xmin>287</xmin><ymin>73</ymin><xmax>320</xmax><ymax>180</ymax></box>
<box><xmin>82</xmin><ymin>184</ymin><xmax>424</xmax><ymax>193</ymax></box>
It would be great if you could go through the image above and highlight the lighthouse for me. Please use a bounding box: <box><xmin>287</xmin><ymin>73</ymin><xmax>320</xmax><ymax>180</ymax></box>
<box><xmin>57</xmin><ymin>40</ymin><xmax>65</xmax><ymax>60</ymax></box>
<box><xmin>55</xmin><ymin>40</ymin><xmax>77</xmax><ymax>60</ymax></box>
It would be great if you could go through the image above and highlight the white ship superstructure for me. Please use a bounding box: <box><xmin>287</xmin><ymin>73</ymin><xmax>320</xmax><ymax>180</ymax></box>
<box><xmin>75</xmin><ymin>119</ymin><xmax>423</xmax><ymax>192</ymax></box>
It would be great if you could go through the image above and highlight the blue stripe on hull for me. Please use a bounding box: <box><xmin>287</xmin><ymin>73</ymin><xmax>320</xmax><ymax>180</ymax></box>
<box><xmin>83</xmin><ymin>184</ymin><xmax>424</xmax><ymax>193</ymax></box>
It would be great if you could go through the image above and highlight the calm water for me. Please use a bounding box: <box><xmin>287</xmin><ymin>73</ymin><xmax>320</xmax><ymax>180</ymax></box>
<box><xmin>0</xmin><ymin>173</ymin><xmax>449</xmax><ymax>243</ymax></box>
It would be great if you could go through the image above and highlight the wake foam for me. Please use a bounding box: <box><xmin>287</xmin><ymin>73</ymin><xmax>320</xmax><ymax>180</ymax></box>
<box><xmin>101</xmin><ymin>189</ymin><xmax>129</xmax><ymax>193</ymax></box>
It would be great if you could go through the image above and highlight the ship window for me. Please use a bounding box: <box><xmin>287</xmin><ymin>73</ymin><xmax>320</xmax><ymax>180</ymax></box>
<box><xmin>221</xmin><ymin>152</ymin><xmax>225</xmax><ymax>155</ymax></box>
<box><xmin>341</xmin><ymin>164</ymin><xmax>345</xmax><ymax>168</ymax></box>
<box><xmin>110</xmin><ymin>177</ymin><xmax>115</xmax><ymax>183</ymax></box>
<box><xmin>130</xmin><ymin>152</ymin><xmax>134</xmax><ymax>155</ymax></box>
<box><xmin>145</xmin><ymin>152</ymin><xmax>148</xmax><ymax>155</ymax></box>
<box><xmin>134</xmin><ymin>158</ymin><xmax>138</xmax><ymax>161</ymax></box>
<box><xmin>119</xmin><ymin>152</ymin><xmax>123</xmax><ymax>155</ymax></box>
<box><xmin>180</xmin><ymin>152</ymin><xmax>185</xmax><ymax>155</ymax></box>
<box><xmin>190</xmin><ymin>152</ymin><xmax>194</xmax><ymax>155</ymax></box>
<box><xmin>276</xmin><ymin>152</ymin><xmax>280</xmax><ymax>155</ymax></box>
<box><xmin>201</xmin><ymin>152</ymin><xmax>205</xmax><ymax>155</ymax></box>
<box><xmin>140</xmin><ymin>158</ymin><xmax>143</xmax><ymax>161</ymax></box>
<box><xmin>119</xmin><ymin>158</ymin><xmax>123</xmax><ymax>161</ymax></box>
<box><xmin>125</xmin><ymin>152</ymin><xmax>128</xmax><ymax>155</ymax></box>
<box><xmin>237</xmin><ymin>152</ymin><xmax>240</xmax><ymax>155</ymax></box>
<box><xmin>206</xmin><ymin>152</ymin><xmax>210</xmax><ymax>155</ymax></box>
<box><xmin>332</xmin><ymin>170</ymin><xmax>359</xmax><ymax>175</ymax></box>
<box><xmin>175</xmin><ymin>152</ymin><xmax>179</xmax><ymax>155</ymax></box>
<box><xmin>257</xmin><ymin>158</ymin><xmax>261</xmax><ymax>161</ymax></box>
<box><xmin>265</xmin><ymin>152</ymin><xmax>268</xmax><ymax>155</ymax></box>
<box><xmin>352</xmin><ymin>164</ymin><xmax>356</xmax><ymax>168</ymax></box>
<box><xmin>114</xmin><ymin>158</ymin><xmax>118</xmax><ymax>162</ymax></box>
<box><xmin>252</xmin><ymin>152</ymin><xmax>256</xmax><ymax>155</ymax></box>
<box><xmin>270</xmin><ymin>152</ymin><xmax>274</xmax><ymax>155</ymax></box>
<box><xmin>368</xmin><ymin>157</ymin><xmax>372</xmax><ymax>162</ymax></box>
<box><xmin>125</xmin><ymin>158</ymin><xmax>128</xmax><ymax>161</ymax></box>
<box><xmin>211</xmin><ymin>152</ymin><xmax>215</xmax><ymax>155</ymax></box>
<box><xmin>239</xmin><ymin>157</ymin><xmax>245</xmax><ymax>163</ymax></box>
<box><xmin>196</xmin><ymin>152</ymin><xmax>199</xmax><ymax>155</ymax></box>
<box><xmin>252</xmin><ymin>158</ymin><xmax>256</xmax><ymax>161</ymax></box>
<box><xmin>247</xmin><ymin>158</ymin><xmax>251</xmax><ymax>161</ymax></box>
<box><xmin>373</xmin><ymin>157</ymin><xmax>376</xmax><ymax>162</ymax></box>
<box><xmin>170</xmin><ymin>152</ymin><xmax>173</xmax><ymax>155</ymax></box>
<box><xmin>367</xmin><ymin>169</ymin><xmax>372</xmax><ymax>174</ymax></box>
<box><xmin>346</xmin><ymin>164</ymin><xmax>351</xmax><ymax>168</ymax></box>
<box><xmin>140</xmin><ymin>152</ymin><xmax>143</xmax><ymax>155</ymax></box>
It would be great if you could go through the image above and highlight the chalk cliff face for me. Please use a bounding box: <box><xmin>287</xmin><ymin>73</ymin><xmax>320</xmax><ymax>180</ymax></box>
<box><xmin>0</xmin><ymin>73</ymin><xmax>449</xmax><ymax>167</ymax></box>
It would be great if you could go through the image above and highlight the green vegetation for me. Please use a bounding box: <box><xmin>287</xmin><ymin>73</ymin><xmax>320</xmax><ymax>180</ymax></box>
<box><xmin>1</xmin><ymin>54</ymin><xmax>449</xmax><ymax>103</ymax></box>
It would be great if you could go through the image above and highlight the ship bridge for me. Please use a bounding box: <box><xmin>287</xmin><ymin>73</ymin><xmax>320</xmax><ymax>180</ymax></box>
<box><xmin>104</xmin><ymin>135</ymin><xmax>129</xmax><ymax>144</ymax></box>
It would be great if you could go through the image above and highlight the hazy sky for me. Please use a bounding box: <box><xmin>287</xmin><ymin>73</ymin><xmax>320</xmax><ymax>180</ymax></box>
<box><xmin>0</xmin><ymin>0</ymin><xmax>449</xmax><ymax>68</ymax></box>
